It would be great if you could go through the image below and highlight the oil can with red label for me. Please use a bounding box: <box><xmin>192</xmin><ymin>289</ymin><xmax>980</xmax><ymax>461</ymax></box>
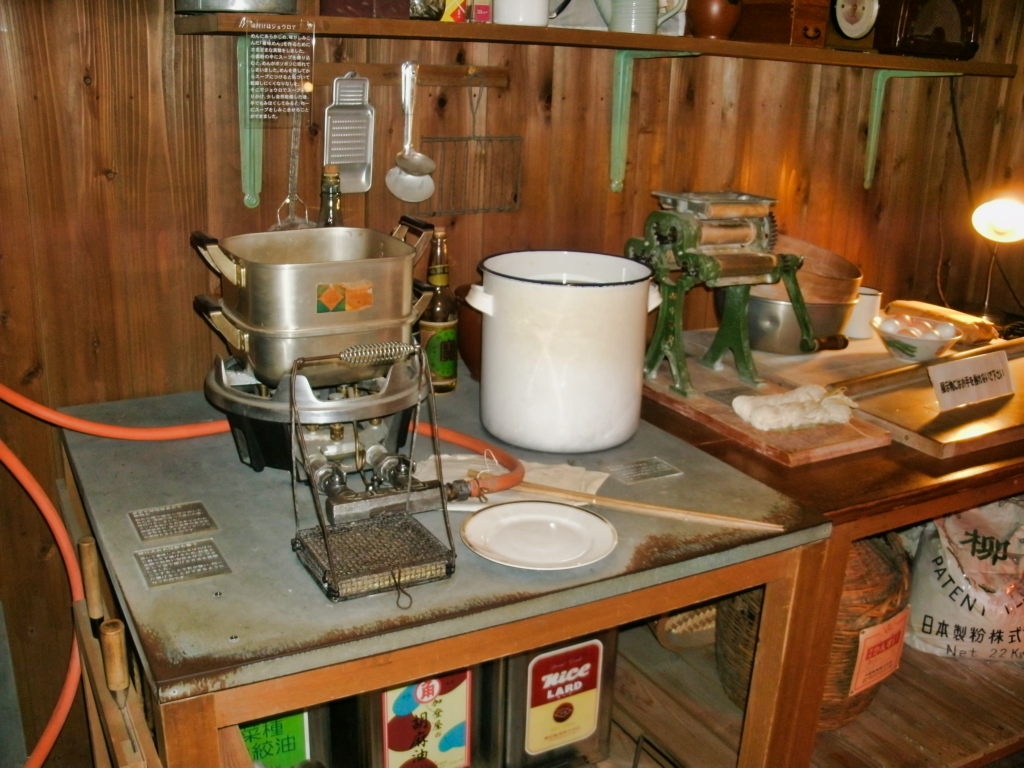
<box><xmin>330</xmin><ymin>628</ymin><xmax>617</xmax><ymax>767</ymax></box>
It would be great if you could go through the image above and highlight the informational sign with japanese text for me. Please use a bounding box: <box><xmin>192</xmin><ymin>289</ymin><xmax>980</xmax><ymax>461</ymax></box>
<box><xmin>240</xmin><ymin>711</ymin><xmax>308</xmax><ymax>768</ymax></box>
<box><xmin>849</xmin><ymin>607</ymin><xmax>909</xmax><ymax>696</ymax></box>
<box><xmin>525</xmin><ymin>639</ymin><xmax>602</xmax><ymax>755</ymax></box>
<box><xmin>382</xmin><ymin>670</ymin><xmax>471</xmax><ymax>768</ymax></box>
<box><xmin>928</xmin><ymin>351</ymin><xmax>1014</xmax><ymax>411</ymax></box>
<box><xmin>247</xmin><ymin>33</ymin><xmax>313</xmax><ymax>120</ymax></box>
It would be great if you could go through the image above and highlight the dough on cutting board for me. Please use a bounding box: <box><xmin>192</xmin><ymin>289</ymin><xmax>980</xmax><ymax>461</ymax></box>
<box><xmin>732</xmin><ymin>385</ymin><xmax>857</xmax><ymax>431</ymax></box>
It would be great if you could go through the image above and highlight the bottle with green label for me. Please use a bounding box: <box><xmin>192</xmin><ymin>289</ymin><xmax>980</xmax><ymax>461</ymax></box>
<box><xmin>316</xmin><ymin>165</ymin><xmax>343</xmax><ymax>228</ymax></box>
<box><xmin>419</xmin><ymin>229</ymin><xmax>458</xmax><ymax>393</ymax></box>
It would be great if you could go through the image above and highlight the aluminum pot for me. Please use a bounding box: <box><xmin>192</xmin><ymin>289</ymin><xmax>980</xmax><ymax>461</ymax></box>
<box><xmin>191</xmin><ymin>218</ymin><xmax>431</xmax><ymax>332</ymax></box>
<box><xmin>191</xmin><ymin>218</ymin><xmax>433</xmax><ymax>386</ymax></box>
<box><xmin>466</xmin><ymin>251</ymin><xmax>659</xmax><ymax>453</ymax></box>
<box><xmin>193</xmin><ymin>294</ymin><xmax>429</xmax><ymax>386</ymax></box>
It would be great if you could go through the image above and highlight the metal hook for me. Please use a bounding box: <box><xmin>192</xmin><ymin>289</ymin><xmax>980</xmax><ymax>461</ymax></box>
<box><xmin>391</xmin><ymin>569</ymin><xmax>413</xmax><ymax>610</ymax></box>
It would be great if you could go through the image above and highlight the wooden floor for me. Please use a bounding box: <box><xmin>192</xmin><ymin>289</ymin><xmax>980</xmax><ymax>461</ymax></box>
<box><xmin>612</xmin><ymin>623</ymin><xmax>1024</xmax><ymax>768</ymax></box>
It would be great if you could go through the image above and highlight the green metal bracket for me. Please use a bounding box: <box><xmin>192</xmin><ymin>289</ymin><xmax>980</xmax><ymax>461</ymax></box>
<box><xmin>865</xmin><ymin>70</ymin><xmax>959</xmax><ymax>190</ymax></box>
<box><xmin>611</xmin><ymin>50</ymin><xmax>700</xmax><ymax>193</ymax></box>
<box><xmin>237</xmin><ymin>36</ymin><xmax>263</xmax><ymax>209</ymax></box>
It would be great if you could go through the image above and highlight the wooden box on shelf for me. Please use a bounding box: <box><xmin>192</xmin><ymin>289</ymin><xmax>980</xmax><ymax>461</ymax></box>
<box><xmin>730</xmin><ymin>0</ymin><xmax>830</xmax><ymax>48</ymax></box>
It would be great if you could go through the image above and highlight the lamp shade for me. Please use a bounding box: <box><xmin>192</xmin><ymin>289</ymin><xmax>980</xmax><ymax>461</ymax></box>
<box><xmin>972</xmin><ymin>197</ymin><xmax>1024</xmax><ymax>243</ymax></box>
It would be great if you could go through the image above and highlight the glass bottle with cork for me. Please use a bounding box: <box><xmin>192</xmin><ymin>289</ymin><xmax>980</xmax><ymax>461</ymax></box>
<box><xmin>317</xmin><ymin>165</ymin><xmax>343</xmax><ymax>228</ymax></box>
<box><xmin>419</xmin><ymin>229</ymin><xmax>458</xmax><ymax>393</ymax></box>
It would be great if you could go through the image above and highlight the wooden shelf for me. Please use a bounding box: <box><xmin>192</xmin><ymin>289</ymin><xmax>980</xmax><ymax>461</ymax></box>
<box><xmin>615</xmin><ymin>623</ymin><xmax>1024</xmax><ymax>768</ymax></box>
<box><xmin>174</xmin><ymin>14</ymin><xmax>1017</xmax><ymax>77</ymax></box>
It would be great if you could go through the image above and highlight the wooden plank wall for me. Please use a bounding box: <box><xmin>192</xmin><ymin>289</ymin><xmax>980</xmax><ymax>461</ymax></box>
<box><xmin>0</xmin><ymin>0</ymin><xmax>1020</xmax><ymax>761</ymax></box>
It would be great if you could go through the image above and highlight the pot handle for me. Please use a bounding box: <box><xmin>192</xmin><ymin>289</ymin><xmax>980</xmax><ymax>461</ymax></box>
<box><xmin>194</xmin><ymin>295</ymin><xmax>244</xmax><ymax>350</ymax></box>
<box><xmin>465</xmin><ymin>284</ymin><xmax>494</xmax><ymax>316</ymax></box>
<box><xmin>647</xmin><ymin>282</ymin><xmax>662</xmax><ymax>313</ymax></box>
<box><xmin>191</xmin><ymin>232</ymin><xmax>240</xmax><ymax>286</ymax></box>
<box><xmin>411</xmin><ymin>291</ymin><xmax>432</xmax><ymax>321</ymax></box>
<box><xmin>657</xmin><ymin>0</ymin><xmax>686</xmax><ymax>28</ymax></box>
<box><xmin>391</xmin><ymin>216</ymin><xmax>435</xmax><ymax>265</ymax></box>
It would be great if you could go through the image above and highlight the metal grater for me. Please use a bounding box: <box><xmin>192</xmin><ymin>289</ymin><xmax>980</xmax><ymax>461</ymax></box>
<box><xmin>324</xmin><ymin>74</ymin><xmax>374</xmax><ymax>193</ymax></box>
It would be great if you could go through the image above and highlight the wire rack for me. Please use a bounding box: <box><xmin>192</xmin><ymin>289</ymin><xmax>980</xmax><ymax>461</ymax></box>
<box><xmin>416</xmin><ymin>86</ymin><xmax>522</xmax><ymax>216</ymax></box>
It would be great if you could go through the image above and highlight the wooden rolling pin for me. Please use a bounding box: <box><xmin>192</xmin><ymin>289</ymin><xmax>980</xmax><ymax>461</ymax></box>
<box><xmin>829</xmin><ymin>337</ymin><xmax>1024</xmax><ymax>398</ymax></box>
<box><xmin>514</xmin><ymin>481</ymin><xmax>784</xmax><ymax>532</ymax></box>
<box><xmin>78</xmin><ymin>537</ymin><xmax>105</xmax><ymax>638</ymax></box>
<box><xmin>100</xmin><ymin>619</ymin><xmax>130</xmax><ymax>710</ymax></box>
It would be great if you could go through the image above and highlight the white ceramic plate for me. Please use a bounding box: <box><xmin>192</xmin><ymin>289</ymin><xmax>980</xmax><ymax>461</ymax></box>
<box><xmin>460</xmin><ymin>501</ymin><xmax>617</xmax><ymax>571</ymax></box>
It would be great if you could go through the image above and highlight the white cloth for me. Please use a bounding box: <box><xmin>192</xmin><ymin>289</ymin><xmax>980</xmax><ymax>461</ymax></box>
<box><xmin>732</xmin><ymin>385</ymin><xmax>857</xmax><ymax>432</ymax></box>
<box><xmin>414</xmin><ymin>454</ymin><xmax>608</xmax><ymax>512</ymax></box>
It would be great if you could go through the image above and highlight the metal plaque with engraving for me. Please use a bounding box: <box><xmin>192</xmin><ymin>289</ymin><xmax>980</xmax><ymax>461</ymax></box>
<box><xmin>130</xmin><ymin>501</ymin><xmax>218</xmax><ymax>542</ymax></box>
<box><xmin>134</xmin><ymin>539</ymin><xmax>231</xmax><ymax>588</ymax></box>
<box><xmin>605</xmin><ymin>457</ymin><xmax>682</xmax><ymax>485</ymax></box>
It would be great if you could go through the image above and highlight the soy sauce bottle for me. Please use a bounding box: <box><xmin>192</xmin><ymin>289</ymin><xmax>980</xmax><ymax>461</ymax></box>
<box><xmin>419</xmin><ymin>229</ymin><xmax>458</xmax><ymax>393</ymax></box>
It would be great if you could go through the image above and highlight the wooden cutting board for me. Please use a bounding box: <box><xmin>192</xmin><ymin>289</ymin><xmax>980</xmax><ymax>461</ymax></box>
<box><xmin>643</xmin><ymin>363</ymin><xmax>891</xmax><ymax>467</ymax></box>
<box><xmin>678</xmin><ymin>330</ymin><xmax>1024</xmax><ymax>459</ymax></box>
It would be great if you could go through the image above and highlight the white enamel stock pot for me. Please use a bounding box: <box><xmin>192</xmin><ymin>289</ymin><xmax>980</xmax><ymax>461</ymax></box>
<box><xmin>466</xmin><ymin>251</ymin><xmax>660</xmax><ymax>453</ymax></box>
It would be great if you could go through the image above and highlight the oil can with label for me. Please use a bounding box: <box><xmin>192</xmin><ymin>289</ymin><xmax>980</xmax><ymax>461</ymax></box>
<box><xmin>330</xmin><ymin>628</ymin><xmax>617</xmax><ymax>767</ymax></box>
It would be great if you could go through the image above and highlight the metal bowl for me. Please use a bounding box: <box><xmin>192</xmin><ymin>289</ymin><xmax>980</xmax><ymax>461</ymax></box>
<box><xmin>715</xmin><ymin>292</ymin><xmax>856</xmax><ymax>355</ymax></box>
<box><xmin>748</xmin><ymin>296</ymin><xmax>855</xmax><ymax>355</ymax></box>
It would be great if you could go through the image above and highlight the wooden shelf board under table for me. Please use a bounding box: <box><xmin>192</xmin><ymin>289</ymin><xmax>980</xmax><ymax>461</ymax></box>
<box><xmin>615</xmin><ymin>622</ymin><xmax>1024</xmax><ymax>767</ymax></box>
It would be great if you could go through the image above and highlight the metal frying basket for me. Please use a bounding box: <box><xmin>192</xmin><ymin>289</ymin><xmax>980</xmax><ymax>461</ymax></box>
<box><xmin>417</xmin><ymin>85</ymin><xmax>522</xmax><ymax>216</ymax></box>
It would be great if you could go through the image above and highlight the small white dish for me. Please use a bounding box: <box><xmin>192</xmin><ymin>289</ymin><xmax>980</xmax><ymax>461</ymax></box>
<box><xmin>871</xmin><ymin>315</ymin><xmax>962</xmax><ymax>362</ymax></box>
<box><xmin>460</xmin><ymin>501</ymin><xmax>617</xmax><ymax>570</ymax></box>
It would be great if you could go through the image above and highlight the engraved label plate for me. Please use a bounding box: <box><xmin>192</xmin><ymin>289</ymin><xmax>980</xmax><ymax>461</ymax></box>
<box><xmin>129</xmin><ymin>501</ymin><xmax>217</xmax><ymax>542</ymax></box>
<box><xmin>604</xmin><ymin>457</ymin><xmax>682</xmax><ymax>485</ymax></box>
<box><xmin>134</xmin><ymin>539</ymin><xmax>231</xmax><ymax>588</ymax></box>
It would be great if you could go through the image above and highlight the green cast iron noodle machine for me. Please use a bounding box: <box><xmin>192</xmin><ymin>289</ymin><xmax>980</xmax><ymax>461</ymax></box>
<box><xmin>626</xmin><ymin>191</ymin><xmax>831</xmax><ymax>395</ymax></box>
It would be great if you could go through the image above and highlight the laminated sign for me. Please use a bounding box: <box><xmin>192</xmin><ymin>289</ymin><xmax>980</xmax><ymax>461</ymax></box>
<box><xmin>849</xmin><ymin>606</ymin><xmax>909</xmax><ymax>695</ymax></box>
<box><xmin>526</xmin><ymin>639</ymin><xmax>603</xmax><ymax>755</ymax></box>
<box><xmin>382</xmin><ymin>670</ymin><xmax>471</xmax><ymax>768</ymax></box>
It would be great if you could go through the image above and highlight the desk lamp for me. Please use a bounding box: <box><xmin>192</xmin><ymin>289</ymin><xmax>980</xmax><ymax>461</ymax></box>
<box><xmin>971</xmin><ymin>195</ymin><xmax>1024</xmax><ymax>324</ymax></box>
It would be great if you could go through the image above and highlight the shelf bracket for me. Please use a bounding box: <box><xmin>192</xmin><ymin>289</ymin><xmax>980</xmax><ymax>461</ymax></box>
<box><xmin>237</xmin><ymin>35</ymin><xmax>263</xmax><ymax>209</ymax></box>
<box><xmin>611</xmin><ymin>50</ymin><xmax>699</xmax><ymax>193</ymax></box>
<box><xmin>864</xmin><ymin>69</ymin><xmax>959</xmax><ymax>190</ymax></box>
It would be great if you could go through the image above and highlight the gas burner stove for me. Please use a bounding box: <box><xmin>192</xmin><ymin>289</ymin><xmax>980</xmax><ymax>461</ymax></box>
<box><xmin>204</xmin><ymin>350</ymin><xmax>455</xmax><ymax>603</ymax></box>
<box><xmin>205</xmin><ymin>353</ymin><xmax>424</xmax><ymax>473</ymax></box>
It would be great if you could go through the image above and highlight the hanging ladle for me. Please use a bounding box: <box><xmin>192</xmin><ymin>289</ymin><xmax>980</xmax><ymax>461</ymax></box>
<box><xmin>386</xmin><ymin>62</ymin><xmax>436</xmax><ymax>203</ymax></box>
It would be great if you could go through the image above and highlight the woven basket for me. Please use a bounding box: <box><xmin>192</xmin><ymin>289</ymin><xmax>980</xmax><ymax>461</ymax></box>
<box><xmin>715</xmin><ymin>533</ymin><xmax>910</xmax><ymax>731</ymax></box>
<box><xmin>652</xmin><ymin>604</ymin><xmax>717</xmax><ymax>651</ymax></box>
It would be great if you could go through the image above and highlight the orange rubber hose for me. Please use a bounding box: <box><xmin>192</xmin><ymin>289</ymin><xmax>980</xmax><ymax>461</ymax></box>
<box><xmin>0</xmin><ymin>383</ymin><xmax>229</xmax><ymax>440</ymax></box>
<box><xmin>0</xmin><ymin>438</ymin><xmax>84</xmax><ymax>768</ymax></box>
<box><xmin>413</xmin><ymin>422</ymin><xmax>524</xmax><ymax>497</ymax></box>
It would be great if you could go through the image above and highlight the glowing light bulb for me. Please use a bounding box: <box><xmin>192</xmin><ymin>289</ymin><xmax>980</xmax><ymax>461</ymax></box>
<box><xmin>972</xmin><ymin>197</ymin><xmax>1024</xmax><ymax>243</ymax></box>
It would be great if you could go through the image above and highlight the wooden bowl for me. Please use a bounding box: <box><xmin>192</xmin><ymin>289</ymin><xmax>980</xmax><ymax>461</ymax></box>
<box><xmin>752</xmin><ymin>236</ymin><xmax>862</xmax><ymax>304</ymax></box>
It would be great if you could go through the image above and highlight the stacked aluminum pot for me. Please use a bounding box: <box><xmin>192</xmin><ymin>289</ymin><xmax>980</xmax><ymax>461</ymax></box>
<box><xmin>192</xmin><ymin>219</ymin><xmax>432</xmax><ymax>387</ymax></box>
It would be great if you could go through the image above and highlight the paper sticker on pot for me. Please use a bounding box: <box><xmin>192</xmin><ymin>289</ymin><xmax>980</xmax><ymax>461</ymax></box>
<box><xmin>525</xmin><ymin>639</ymin><xmax>602</xmax><ymax>755</ymax></box>
<box><xmin>316</xmin><ymin>281</ymin><xmax>374</xmax><ymax>313</ymax></box>
<box><xmin>381</xmin><ymin>669</ymin><xmax>471</xmax><ymax>768</ymax></box>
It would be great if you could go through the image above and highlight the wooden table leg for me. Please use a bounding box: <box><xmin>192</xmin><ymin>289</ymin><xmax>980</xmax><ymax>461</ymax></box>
<box><xmin>156</xmin><ymin>694</ymin><xmax>222</xmax><ymax>767</ymax></box>
<box><xmin>737</xmin><ymin>538</ymin><xmax>842</xmax><ymax>767</ymax></box>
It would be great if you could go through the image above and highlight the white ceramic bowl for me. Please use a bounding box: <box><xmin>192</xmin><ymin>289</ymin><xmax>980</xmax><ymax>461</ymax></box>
<box><xmin>871</xmin><ymin>316</ymin><xmax>962</xmax><ymax>362</ymax></box>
